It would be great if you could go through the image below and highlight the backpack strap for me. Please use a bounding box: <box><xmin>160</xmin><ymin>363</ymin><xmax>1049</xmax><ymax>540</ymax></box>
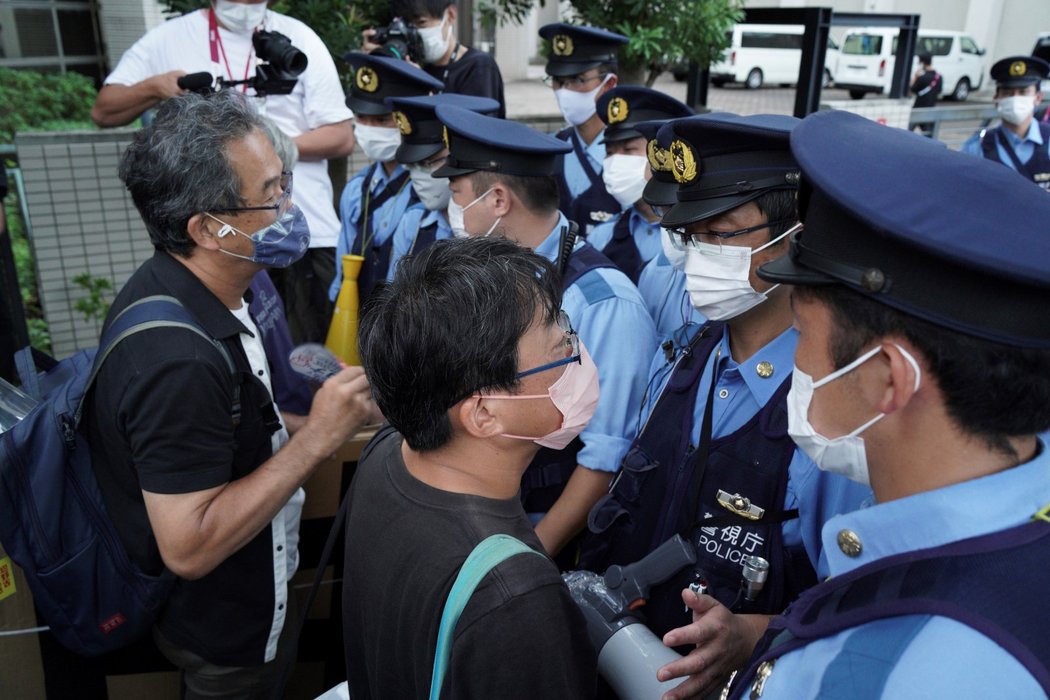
<box><xmin>428</xmin><ymin>534</ymin><xmax>545</xmax><ymax>699</ymax></box>
<box><xmin>75</xmin><ymin>295</ymin><xmax>240</xmax><ymax>426</ymax></box>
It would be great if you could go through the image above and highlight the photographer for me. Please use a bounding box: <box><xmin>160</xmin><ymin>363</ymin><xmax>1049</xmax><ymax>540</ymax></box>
<box><xmin>364</xmin><ymin>0</ymin><xmax>506</xmax><ymax>118</ymax></box>
<box><xmin>91</xmin><ymin>0</ymin><xmax>354</xmax><ymax>345</ymax></box>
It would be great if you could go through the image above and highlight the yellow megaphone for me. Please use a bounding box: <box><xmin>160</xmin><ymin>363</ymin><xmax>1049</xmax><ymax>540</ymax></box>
<box><xmin>325</xmin><ymin>254</ymin><xmax>365</xmax><ymax>365</ymax></box>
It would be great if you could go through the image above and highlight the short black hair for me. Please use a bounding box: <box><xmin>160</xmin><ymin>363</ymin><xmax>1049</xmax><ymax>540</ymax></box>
<box><xmin>469</xmin><ymin>171</ymin><xmax>561</xmax><ymax>215</ymax></box>
<box><xmin>918</xmin><ymin>53</ymin><xmax>933</xmax><ymax>66</ymax></box>
<box><xmin>391</xmin><ymin>0</ymin><xmax>451</xmax><ymax>21</ymax></box>
<box><xmin>795</xmin><ymin>283</ymin><xmax>1050</xmax><ymax>458</ymax></box>
<box><xmin>360</xmin><ymin>236</ymin><xmax>563</xmax><ymax>451</ymax></box>
<box><xmin>753</xmin><ymin>188</ymin><xmax>798</xmax><ymax>242</ymax></box>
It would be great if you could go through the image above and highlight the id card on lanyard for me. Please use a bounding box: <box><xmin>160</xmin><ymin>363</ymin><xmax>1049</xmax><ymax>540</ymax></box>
<box><xmin>207</xmin><ymin>7</ymin><xmax>256</xmax><ymax>97</ymax></box>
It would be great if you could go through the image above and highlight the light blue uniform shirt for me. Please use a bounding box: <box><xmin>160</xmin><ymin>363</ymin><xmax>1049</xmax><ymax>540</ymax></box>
<box><xmin>637</xmin><ymin>252</ymin><xmax>703</xmax><ymax>339</ymax></box>
<box><xmin>639</xmin><ymin>324</ymin><xmax>872</xmax><ymax>578</ymax></box>
<box><xmin>534</xmin><ymin>213</ymin><xmax>658</xmax><ymax>474</ymax></box>
<box><xmin>562</xmin><ymin>126</ymin><xmax>607</xmax><ymax>200</ymax></box>
<box><xmin>385</xmin><ymin>206</ymin><xmax>452</xmax><ymax>282</ymax></box>
<box><xmin>960</xmin><ymin>118</ymin><xmax>1047</xmax><ymax>169</ymax></box>
<box><xmin>329</xmin><ymin>163</ymin><xmax>415</xmax><ymax>300</ymax></box>
<box><xmin>756</xmin><ymin>439</ymin><xmax>1050</xmax><ymax>699</ymax></box>
<box><xmin>586</xmin><ymin>207</ymin><xmax>664</xmax><ymax>265</ymax></box>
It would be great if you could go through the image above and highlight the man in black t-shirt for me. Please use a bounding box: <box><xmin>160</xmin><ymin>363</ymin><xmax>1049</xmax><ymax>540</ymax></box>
<box><xmin>87</xmin><ymin>91</ymin><xmax>373</xmax><ymax>697</ymax></box>
<box><xmin>911</xmin><ymin>53</ymin><xmax>941</xmax><ymax>136</ymax></box>
<box><xmin>365</xmin><ymin>0</ymin><xmax>506</xmax><ymax>117</ymax></box>
<box><xmin>345</xmin><ymin>237</ymin><xmax>597</xmax><ymax>698</ymax></box>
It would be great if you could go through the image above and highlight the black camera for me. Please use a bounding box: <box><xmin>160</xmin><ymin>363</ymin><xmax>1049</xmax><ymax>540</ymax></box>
<box><xmin>253</xmin><ymin>30</ymin><xmax>308</xmax><ymax>95</ymax></box>
<box><xmin>177</xmin><ymin>30</ymin><xmax>308</xmax><ymax>96</ymax></box>
<box><xmin>371</xmin><ymin>17</ymin><xmax>423</xmax><ymax>63</ymax></box>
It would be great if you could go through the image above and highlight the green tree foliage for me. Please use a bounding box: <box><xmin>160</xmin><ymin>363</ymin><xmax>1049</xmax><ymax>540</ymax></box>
<box><xmin>565</xmin><ymin>0</ymin><xmax>744</xmax><ymax>86</ymax></box>
<box><xmin>0</xmin><ymin>68</ymin><xmax>97</xmax><ymax>142</ymax></box>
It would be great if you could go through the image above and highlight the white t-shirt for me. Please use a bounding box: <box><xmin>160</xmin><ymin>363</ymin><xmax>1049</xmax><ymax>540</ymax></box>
<box><xmin>231</xmin><ymin>302</ymin><xmax>304</xmax><ymax>659</ymax></box>
<box><xmin>106</xmin><ymin>9</ymin><xmax>353</xmax><ymax>248</ymax></box>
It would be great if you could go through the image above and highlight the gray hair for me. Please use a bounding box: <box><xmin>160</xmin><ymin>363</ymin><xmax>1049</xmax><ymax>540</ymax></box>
<box><xmin>259</xmin><ymin>115</ymin><xmax>299</xmax><ymax>170</ymax></box>
<box><xmin>118</xmin><ymin>91</ymin><xmax>268</xmax><ymax>257</ymax></box>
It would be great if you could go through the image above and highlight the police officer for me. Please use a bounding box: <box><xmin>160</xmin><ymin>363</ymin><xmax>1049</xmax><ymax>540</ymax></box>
<box><xmin>383</xmin><ymin>93</ymin><xmax>501</xmax><ymax>278</ymax></box>
<box><xmin>330</xmin><ymin>54</ymin><xmax>442</xmax><ymax>305</ymax></box>
<box><xmin>539</xmin><ymin>23</ymin><xmax>627</xmax><ymax>234</ymax></box>
<box><xmin>581</xmin><ymin>114</ymin><xmax>870</xmax><ymax>699</ymax></box>
<box><xmin>725</xmin><ymin>109</ymin><xmax>1050</xmax><ymax>700</ymax></box>
<box><xmin>433</xmin><ymin>104</ymin><xmax>657</xmax><ymax>564</ymax></box>
<box><xmin>961</xmin><ymin>55</ymin><xmax>1050</xmax><ymax>190</ymax></box>
<box><xmin>587</xmin><ymin>86</ymin><xmax>694</xmax><ymax>284</ymax></box>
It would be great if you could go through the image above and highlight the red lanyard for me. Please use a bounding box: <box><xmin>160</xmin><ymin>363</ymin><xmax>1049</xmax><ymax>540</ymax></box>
<box><xmin>208</xmin><ymin>8</ymin><xmax>254</xmax><ymax>93</ymax></box>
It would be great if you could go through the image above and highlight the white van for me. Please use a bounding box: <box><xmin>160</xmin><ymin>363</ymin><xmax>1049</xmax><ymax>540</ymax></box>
<box><xmin>708</xmin><ymin>24</ymin><xmax>837</xmax><ymax>89</ymax></box>
<box><xmin>833</xmin><ymin>28</ymin><xmax>986</xmax><ymax>101</ymax></box>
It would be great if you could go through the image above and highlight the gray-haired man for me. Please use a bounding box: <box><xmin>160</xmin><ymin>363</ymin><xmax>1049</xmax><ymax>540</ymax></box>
<box><xmin>85</xmin><ymin>90</ymin><xmax>372</xmax><ymax>697</ymax></box>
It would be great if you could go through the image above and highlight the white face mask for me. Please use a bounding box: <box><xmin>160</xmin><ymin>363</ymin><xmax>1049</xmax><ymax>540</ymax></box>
<box><xmin>602</xmin><ymin>153</ymin><xmax>648</xmax><ymax>208</ymax></box>
<box><xmin>407</xmin><ymin>164</ymin><xmax>451</xmax><ymax>211</ymax></box>
<box><xmin>555</xmin><ymin>75</ymin><xmax>612</xmax><ymax>127</ymax></box>
<box><xmin>996</xmin><ymin>94</ymin><xmax>1036</xmax><ymax>126</ymax></box>
<box><xmin>660</xmin><ymin>228</ymin><xmax>687</xmax><ymax>270</ymax></box>
<box><xmin>354</xmin><ymin>123</ymin><xmax>401</xmax><ymax>163</ymax></box>
<box><xmin>419</xmin><ymin>11</ymin><xmax>452</xmax><ymax>64</ymax></box>
<box><xmin>213</xmin><ymin>0</ymin><xmax>267</xmax><ymax>34</ymax></box>
<box><xmin>788</xmin><ymin>344</ymin><xmax>922</xmax><ymax>486</ymax></box>
<box><xmin>448</xmin><ymin>187</ymin><xmax>500</xmax><ymax>239</ymax></box>
<box><xmin>682</xmin><ymin>229</ymin><xmax>789</xmax><ymax>320</ymax></box>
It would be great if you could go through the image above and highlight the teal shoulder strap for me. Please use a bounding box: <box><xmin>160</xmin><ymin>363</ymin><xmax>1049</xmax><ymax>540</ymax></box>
<box><xmin>428</xmin><ymin>534</ymin><xmax>544</xmax><ymax>699</ymax></box>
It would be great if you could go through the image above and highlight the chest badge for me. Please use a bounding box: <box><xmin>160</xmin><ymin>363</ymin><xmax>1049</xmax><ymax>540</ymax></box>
<box><xmin>751</xmin><ymin>659</ymin><xmax>775</xmax><ymax>698</ymax></box>
<box><xmin>717</xmin><ymin>489</ymin><xmax>765</xmax><ymax>520</ymax></box>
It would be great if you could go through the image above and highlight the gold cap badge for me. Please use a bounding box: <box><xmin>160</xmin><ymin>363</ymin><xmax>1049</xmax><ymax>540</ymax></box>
<box><xmin>442</xmin><ymin>125</ymin><xmax>450</xmax><ymax>150</ymax></box>
<box><xmin>1010</xmin><ymin>60</ymin><xmax>1027</xmax><ymax>77</ymax></box>
<box><xmin>393</xmin><ymin>111</ymin><xmax>412</xmax><ymax>136</ymax></box>
<box><xmin>647</xmin><ymin>139</ymin><xmax>670</xmax><ymax>172</ymax></box>
<box><xmin>607</xmin><ymin>97</ymin><xmax>628</xmax><ymax>124</ymax></box>
<box><xmin>669</xmin><ymin>139</ymin><xmax>698</xmax><ymax>184</ymax></box>
<box><xmin>552</xmin><ymin>34</ymin><xmax>574</xmax><ymax>57</ymax></box>
<box><xmin>355</xmin><ymin>66</ymin><xmax>379</xmax><ymax>93</ymax></box>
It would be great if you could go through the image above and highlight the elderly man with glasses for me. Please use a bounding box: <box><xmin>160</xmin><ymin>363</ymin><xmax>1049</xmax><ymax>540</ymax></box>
<box><xmin>580</xmin><ymin>114</ymin><xmax>871</xmax><ymax>700</ymax></box>
<box><xmin>86</xmin><ymin>91</ymin><xmax>373</xmax><ymax>698</ymax></box>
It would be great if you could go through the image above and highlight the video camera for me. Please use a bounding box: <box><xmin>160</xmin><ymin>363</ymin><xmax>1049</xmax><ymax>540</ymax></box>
<box><xmin>177</xmin><ymin>30</ymin><xmax>308</xmax><ymax>97</ymax></box>
<box><xmin>370</xmin><ymin>17</ymin><xmax>423</xmax><ymax>63</ymax></box>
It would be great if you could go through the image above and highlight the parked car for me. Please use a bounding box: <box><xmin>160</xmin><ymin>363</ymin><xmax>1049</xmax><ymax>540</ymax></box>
<box><xmin>681</xmin><ymin>24</ymin><xmax>838</xmax><ymax>89</ymax></box>
<box><xmin>833</xmin><ymin>28</ymin><xmax>986</xmax><ymax>101</ymax></box>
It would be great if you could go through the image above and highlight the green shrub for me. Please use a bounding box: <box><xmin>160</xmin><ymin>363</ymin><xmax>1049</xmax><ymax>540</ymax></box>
<box><xmin>0</xmin><ymin>68</ymin><xmax>97</xmax><ymax>142</ymax></box>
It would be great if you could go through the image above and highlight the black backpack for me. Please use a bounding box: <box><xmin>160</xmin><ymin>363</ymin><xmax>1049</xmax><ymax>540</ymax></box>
<box><xmin>0</xmin><ymin>295</ymin><xmax>238</xmax><ymax>655</ymax></box>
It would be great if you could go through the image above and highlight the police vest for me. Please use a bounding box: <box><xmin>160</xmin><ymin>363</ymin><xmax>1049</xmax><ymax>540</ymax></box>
<box><xmin>519</xmin><ymin>241</ymin><xmax>617</xmax><ymax>516</ymax></box>
<box><xmin>555</xmin><ymin>128</ymin><xmax>622</xmax><ymax>234</ymax></box>
<box><xmin>581</xmin><ymin>324</ymin><xmax>816</xmax><ymax>638</ymax></box>
<box><xmin>600</xmin><ymin>212</ymin><xmax>645</xmax><ymax>284</ymax></box>
<box><xmin>725</xmin><ymin>518</ymin><xmax>1050</xmax><ymax>699</ymax></box>
<box><xmin>355</xmin><ymin>164</ymin><xmax>413</xmax><ymax>303</ymax></box>
<box><xmin>980</xmin><ymin>123</ymin><xmax>1050</xmax><ymax>191</ymax></box>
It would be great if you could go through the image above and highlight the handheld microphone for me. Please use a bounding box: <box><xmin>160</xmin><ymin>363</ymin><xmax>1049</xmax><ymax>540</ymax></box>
<box><xmin>289</xmin><ymin>344</ymin><xmax>344</xmax><ymax>383</ymax></box>
<box><xmin>177</xmin><ymin>72</ymin><xmax>216</xmax><ymax>92</ymax></box>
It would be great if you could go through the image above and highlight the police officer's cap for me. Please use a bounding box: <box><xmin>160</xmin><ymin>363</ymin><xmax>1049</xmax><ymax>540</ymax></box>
<box><xmin>597</xmin><ymin>87</ymin><xmax>694</xmax><ymax>144</ymax></box>
<box><xmin>432</xmin><ymin>104</ymin><xmax>571</xmax><ymax>178</ymax></box>
<box><xmin>758</xmin><ymin>110</ymin><xmax>1050</xmax><ymax>348</ymax></box>
<box><xmin>385</xmin><ymin>94</ymin><xmax>500</xmax><ymax>165</ymax></box>
<box><xmin>661</xmin><ymin>114</ymin><xmax>801</xmax><ymax>229</ymax></box>
<box><xmin>638</xmin><ymin>113</ymin><xmax>732</xmax><ymax>207</ymax></box>
<box><xmin>342</xmin><ymin>53</ymin><xmax>443</xmax><ymax>116</ymax></box>
<box><xmin>539</xmin><ymin>23</ymin><xmax>628</xmax><ymax>78</ymax></box>
<box><xmin>990</xmin><ymin>55</ymin><xmax>1050</xmax><ymax>90</ymax></box>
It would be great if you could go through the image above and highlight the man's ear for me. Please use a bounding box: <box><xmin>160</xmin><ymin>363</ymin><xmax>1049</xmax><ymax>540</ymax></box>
<box><xmin>878</xmin><ymin>341</ymin><xmax>922</xmax><ymax>416</ymax></box>
<box><xmin>490</xmin><ymin>182</ymin><xmax>513</xmax><ymax>217</ymax></box>
<box><xmin>456</xmin><ymin>396</ymin><xmax>506</xmax><ymax>439</ymax></box>
<box><xmin>446</xmin><ymin>3</ymin><xmax>458</xmax><ymax>27</ymax></box>
<box><xmin>601</xmin><ymin>74</ymin><xmax>618</xmax><ymax>95</ymax></box>
<box><xmin>187</xmin><ymin>213</ymin><xmax>223</xmax><ymax>252</ymax></box>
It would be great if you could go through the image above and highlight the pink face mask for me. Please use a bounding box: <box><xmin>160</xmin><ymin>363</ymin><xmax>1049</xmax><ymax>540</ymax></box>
<box><xmin>481</xmin><ymin>340</ymin><xmax>600</xmax><ymax>450</ymax></box>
